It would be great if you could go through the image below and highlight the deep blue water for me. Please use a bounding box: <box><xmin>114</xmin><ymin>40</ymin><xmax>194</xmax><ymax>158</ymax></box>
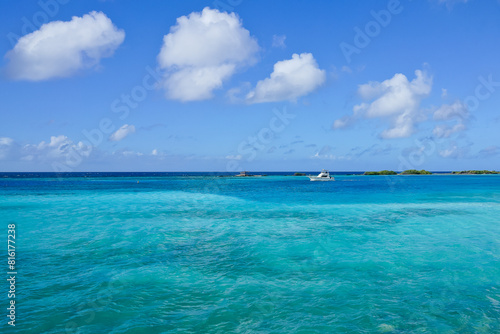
<box><xmin>1</xmin><ymin>174</ymin><xmax>499</xmax><ymax>333</ymax></box>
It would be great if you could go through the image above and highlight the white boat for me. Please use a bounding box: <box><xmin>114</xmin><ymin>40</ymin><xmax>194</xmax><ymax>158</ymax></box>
<box><xmin>309</xmin><ymin>169</ymin><xmax>335</xmax><ymax>181</ymax></box>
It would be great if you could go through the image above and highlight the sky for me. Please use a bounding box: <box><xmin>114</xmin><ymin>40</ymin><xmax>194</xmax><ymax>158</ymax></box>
<box><xmin>1</xmin><ymin>0</ymin><xmax>499</xmax><ymax>172</ymax></box>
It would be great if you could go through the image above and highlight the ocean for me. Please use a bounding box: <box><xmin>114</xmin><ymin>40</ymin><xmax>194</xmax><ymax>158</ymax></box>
<box><xmin>1</xmin><ymin>173</ymin><xmax>499</xmax><ymax>333</ymax></box>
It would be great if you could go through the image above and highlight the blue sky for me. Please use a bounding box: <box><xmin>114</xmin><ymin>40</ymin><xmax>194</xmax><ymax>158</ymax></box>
<box><xmin>1</xmin><ymin>0</ymin><xmax>499</xmax><ymax>172</ymax></box>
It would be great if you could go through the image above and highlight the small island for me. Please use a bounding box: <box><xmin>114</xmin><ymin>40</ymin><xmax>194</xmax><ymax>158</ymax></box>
<box><xmin>235</xmin><ymin>171</ymin><xmax>263</xmax><ymax>177</ymax></box>
<box><xmin>400</xmin><ymin>169</ymin><xmax>432</xmax><ymax>175</ymax></box>
<box><xmin>294</xmin><ymin>172</ymin><xmax>306</xmax><ymax>176</ymax></box>
<box><xmin>363</xmin><ymin>170</ymin><xmax>397</xmax><ymax>175</ymax></box>
<box><xmin>452</xmin><ymin>170</ymin><xmax>499</xmax><ymax>174</ymax></box>
<box><xmin>363</xmin><ymin>169</ymin><xmax>432</xmax><ymax>175</ymax></box>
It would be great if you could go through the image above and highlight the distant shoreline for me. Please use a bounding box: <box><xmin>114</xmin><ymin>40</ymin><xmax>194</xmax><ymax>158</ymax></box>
<box><xmin>362</xmin><ymin>169</ymin><xmax>499</xmax><ymax>176</ymax></box>
<box><xmin>0</xmin><ymin>170</ymin><xmax>499</xmax><ymax>178</ymax></box>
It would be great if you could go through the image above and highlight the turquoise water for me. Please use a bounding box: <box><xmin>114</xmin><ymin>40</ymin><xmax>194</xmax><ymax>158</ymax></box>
<box><xmin>2</xmin><ymin>174</ymin><xmax>500</xmax><ymax>333</ymax></box>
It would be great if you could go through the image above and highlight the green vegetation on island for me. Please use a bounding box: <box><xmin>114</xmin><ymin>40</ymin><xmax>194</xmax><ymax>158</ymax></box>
<box><xmin>400</xmin><ymin>169</ymin><xmax>432</xmax><ymax>175</ymax></box>
<box><xmin>294</xmin><ymin>172</ymin><xmax>306</xmax><ymax>176</ymax></box>
<box><xmin>452</xmin><ymin>170</ymin><xmax>499</xmax><ymax>174</ymax></box>
<box><xmin>363</xmin><ymin>170</ymin><xmax>397</xmax><ymax>175</ymax></box>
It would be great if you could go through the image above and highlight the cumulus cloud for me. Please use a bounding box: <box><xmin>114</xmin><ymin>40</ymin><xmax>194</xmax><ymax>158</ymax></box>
<box><xmin>432</xmin><ymin>100</ymin><xmax>470</xmax><ymax>138</ymax></box>
<box><xmin>433</xmin><ymin>100</ymin><xmax>469</xmax><ymax>120</ymax></box>
<box><xmin>109</xmin><ymin>124</ymin><xmax>135</xmax><ymax>142</ymax></box>
<box><xmin>5</xmin><ymin>11</ymin><xmax>125</xmax><ymax>81</ymax></box>
<box><xmin>15</xmin><ymin>135</ymin><xmax>92</xmax><ymax>168</ymax></box>
<box><xmin>164</xmin><ymin>65</ymin><xmax>236</xmax><ymax>101</ymax></box>
<box><xmin>157</xmin><ymin>7</ymin><xmax>259</xmax><ymax>101</ymax></box>
<box><xmin>246</xmin><ymin>53</ymin><xmax>326</xmax><ymax>103</ymax></box>
<box><xmin>32</xmin><ymin>135</ymin><xmax>91</xmax><ymax>159</ymax></box>
<box><xmin>333</xmin><ymin>69</ymin><xmax>432</xmax><ymax>138</ymax></box>
<box><xmin>433</xmin><ymin>123</ymin><xmax>466</xmax><ymax>138</ymax></box>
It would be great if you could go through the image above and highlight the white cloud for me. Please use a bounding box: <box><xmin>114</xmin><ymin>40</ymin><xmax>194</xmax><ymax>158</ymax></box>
<box><xmin>432</xmin><ymin>100</ymin><xmax>469</xmax><ymax>138</ymax></box>
<box><xmin>225</xmin><ymin>155</ymin><xmax>242</xmax><ymax>160</ymax></box>
<box><xmin>333</xmin><ymin>69</ymin><xmax>432</xmax><ymax>138</ymax></box>
<box><xmin>433</xmin><ymin>100</ymin><xmax>469</xmax><ymax>120</ymax></box>
<box><xmin>433</xmin><ymin>123</ymin><xmax>466</xmax><ymax>138</ymax></box>
<box><xmin>0</xmin><ymin>137</ymin><xmax>14</xmax><ymax>160</ymax></box>
<box><xmin>333</xmin><ymin>115</ymin><xmax>356</xmax><ymax>129</ymax></box>
<box><xmin>246</xmin><ymin>53</ymin><xmax>326</xmax><ymax>103</ymax></box>
<box><xmin>272</xmin><ymin>35</ymin><xmax>286</xmax><ymax>48</ymax></box>
<box><xmin>164</xmin><ymin>65</ymin><xmax>235</xmax><ymax>101</ymax></box>
<box><xmin>5</xmin><ymin>11</ymin><xmax>125</xmax><ymax>81</ymax></box>
<box><xmin>311</xmin><ymin>152</ymin><xmax>351</xmax><ymax>161</ymax></box>
<box><xmin>151</xmin><ymin>149</ymin><xmax>168</xmax><ymax>157</ymax></box>
<box><xmin>109</xmin><ymin>124</ymin><xmax>135</xmax><ymax>142</ymax></box>
<box><xmin>0</xmin><ymin>137</ymin><xmax>14</xmax><ymax>146</ymax></box>
<box><xmin>310</xmin><ymin>145</ymin><xmax>352</xmax><ymax>160</ymax></box>
<box><xmin>120</xmin><ymin>150</ymin><xmax>143</xmax><ymax>157</ymax></box>
<box><xmin>157</xmin><ymin>7</ymin><xmax>259</xmax><ymax>101</ymax></box>
<box><xmin>21</xmin><ymin>135</ymin><xmax>92</xmax><ymax>165</ymax></box>
<box><xmin>439</xmin><ymin>143</ymin><xmax>470</xmax><ymax>159</ymax></box>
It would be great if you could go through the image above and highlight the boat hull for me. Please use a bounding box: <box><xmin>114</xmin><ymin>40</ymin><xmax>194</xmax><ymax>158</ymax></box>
<box><xmin>309</xmin><ymin>176</ymin><xmax>335</xmax><ymax>181</ymax></box>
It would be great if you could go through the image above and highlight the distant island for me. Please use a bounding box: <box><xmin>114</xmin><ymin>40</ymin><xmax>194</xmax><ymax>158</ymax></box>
<box><xmin>362</xmin><ymin>169</ymin><xmax>500</xmax><ymax>175</ymax></box>
<box><xmin>400</xmin><ymin>169</ymin><xmax>432</xmax><ymax>175</ymax></box>
<box><xmin>363</xmin><ymin>170</ymin><xmax>397</xmax><ymax>175</ymax></box>
<box><xmin>233</xmin><ymin>170</ymin><xmax>498</xmax><ymax>177</ymax></box>
<box><xmin>235</xmin><ymin>171</ymin><xmax>263</xmax><ymax>177</ymax></box>
<box><xmin>452</xmin><ymin>170</ymin><xmax>499</xmax><ymax>174</ymax></box>
<box><xmin>363</xmin><ymin>169</ymin><xmax>432</xmax><ymax>175</ymax></box>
